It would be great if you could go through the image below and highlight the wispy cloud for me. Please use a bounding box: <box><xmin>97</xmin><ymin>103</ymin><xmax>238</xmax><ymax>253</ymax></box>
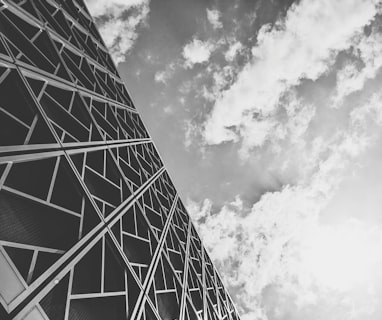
<box><xmin>202</xmin><ymin>65</ymin><xmax>235</xmax><ymax>102</ymax></box>
<box><xmin>224</xmin><ymin>41</ymin><xmax>243</xmax><ymax>62</ymax></box>
<box><xmin>207</xmin><ymin>8</ymin><xmax>223</xmax><ymax>29</ymax></box>
<box><xmin>154</xmin><ymin>62</ymin><xmax>177</xmax><ymax>84</ymax></box>
<box><xmin>86</xmin><ymin>0</ymin><xmax>150</xmax><ymax>64</ymax></box>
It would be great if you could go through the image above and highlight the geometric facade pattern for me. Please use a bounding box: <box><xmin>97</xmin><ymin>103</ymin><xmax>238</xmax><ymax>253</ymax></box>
<box><xmin>0</xmin><ymin>1</ymin><xmax>241</xmax><ymax>320</ymax></box>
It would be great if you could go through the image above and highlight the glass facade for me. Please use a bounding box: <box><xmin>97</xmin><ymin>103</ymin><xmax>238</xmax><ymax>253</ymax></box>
<box><xmin>0</xmin><ymin>1</ymin><xmax>241</xmax><ymax>319</ymax></box>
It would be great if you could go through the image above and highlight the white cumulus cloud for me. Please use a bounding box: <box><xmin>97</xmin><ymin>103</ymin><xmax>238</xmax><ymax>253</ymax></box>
<box><xmin>203</xmin><ymin>0</ymin><xmax>380</xmax><ymax>154</ymax></box>
<box><xmin>183</xmin><ymin>38</ymin><xmax>215</xmax><ymax>68</ymax></box>
<box><xmin>86</xmin><ymin>0</ymin><xmax>150</xmax><ymax>64</ymax></box>
<box><xmin>193</xmin><ymin>91</ymin><xmax>382</xmax><ymax>319</ymax></box>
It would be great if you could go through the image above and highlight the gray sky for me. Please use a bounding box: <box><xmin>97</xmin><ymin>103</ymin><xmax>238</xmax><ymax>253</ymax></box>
<box><xmin>86</xmin><ymin>0</ymin><xmax>382</xmax><ymax>319</ymax></box>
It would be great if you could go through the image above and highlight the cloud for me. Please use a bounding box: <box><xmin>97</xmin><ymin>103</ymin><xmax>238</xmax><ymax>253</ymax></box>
<box><xmin>184</xmin><ymin>120</ymin><xmax>197</xmax><ymax>149</ymax></box>
<box><xmin>182</xmin><ymin>38</ymin><xmax>215</xmax><ymax>68</ymax></box>
<box><xmin>202</xmin><ymin>65</ymin><xmax>235</xmax><ymax>102</ymax></box>
<box><xmin>86</xmin><ymin>0</ymin><xmax>150</xmax><ymax>64</ymax></box>
<box><xmin>225</xmin><ymin>41</ymin><xmax>243</xmax><ymax>61</ymax></box>
<box><xmin>154</xmin><ymin>63</ymin><xmax>177</xmax><ymax>84</ymax></box>
<box><xmin>207</xmin><ymin>8</ymin><xmax>223</xmax><ymax>29</ymax></box>
<box><xmin>192</xmin><ymin>91</ymin><xmax>382</xmax><ymax>319</ymax></box>
<box><xmin>236</xmin><ymin>92</ymin><xmax>316</xmax><ymax>160</ymax></box>
<box><xmin>188</xmin><ymin>196</ymin><xmax>244</xmax><ymax>261</ymax></box>
<box><xmin>187</xmin><ymin>197</ymin><xmax>213</xmax><ymax>222</ymax></box>
<box><xmin>86</xmin><ymin>0</ymin><xmax>147</xmax><ymax>16</ymax></box>
<box><xmin>154</xmin><ymin>70</ymin><xmax>166</xmax><ymax>83</ymax></box>
<box><xmin>203</xmin><ymin>0</ymin><xmax>380</xmax><ymax>153</ymax></box>
<box><xmin>163</xmin><ymin>105</ymin><xmax>174</xmax><ymax>114</ymax></box>
<box><xmin>332</xmin><ymin>24</ymin><xmax>382</xmax><ymax>107</ymax></box>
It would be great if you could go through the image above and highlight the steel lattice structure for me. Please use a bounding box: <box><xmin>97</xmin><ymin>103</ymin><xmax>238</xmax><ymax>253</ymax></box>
<box><xmin>0</xmin><ymin>1</ymin><xmax>241</xmax><ymax>320</ymax></box>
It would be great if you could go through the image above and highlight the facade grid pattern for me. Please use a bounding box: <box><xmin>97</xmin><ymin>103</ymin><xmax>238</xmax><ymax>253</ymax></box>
<box><xmin>0</xmin><ymin>1</ymin><xmax>241</xmax><ymax>320</ymax></box>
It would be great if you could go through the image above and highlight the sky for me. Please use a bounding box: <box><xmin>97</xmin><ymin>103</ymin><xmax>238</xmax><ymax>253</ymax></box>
<box><xmin>85</xmin><ymin>0</ymin><xmax>382</xmax><ymax>319</ymax></box>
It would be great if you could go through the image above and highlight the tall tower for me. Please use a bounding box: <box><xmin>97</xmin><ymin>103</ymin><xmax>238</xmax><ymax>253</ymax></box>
<box><xmin>0</xmin><ymin>1</ymin><xmax>241</xmax><ymax>319</ymax></box>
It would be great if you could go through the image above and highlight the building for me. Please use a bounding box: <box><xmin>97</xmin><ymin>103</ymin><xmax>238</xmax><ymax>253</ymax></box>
<box><xmin>0</xmin><ymin>1</ymin><xmax>241</xmax><ymax>319</ymax></box>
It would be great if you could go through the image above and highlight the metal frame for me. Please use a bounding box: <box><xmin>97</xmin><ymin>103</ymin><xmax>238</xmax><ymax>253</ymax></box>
<box><xmin>0</xmin><ymin>0</ymin><xmax>241</xmax><ymax>319</ymax></box>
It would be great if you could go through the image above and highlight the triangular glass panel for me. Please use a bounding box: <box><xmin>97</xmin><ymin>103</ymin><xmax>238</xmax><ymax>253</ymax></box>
<box><xmin>3</xmin><ymin>246</ymin><xmax>33</xmax><ymax>282</ymax></box>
